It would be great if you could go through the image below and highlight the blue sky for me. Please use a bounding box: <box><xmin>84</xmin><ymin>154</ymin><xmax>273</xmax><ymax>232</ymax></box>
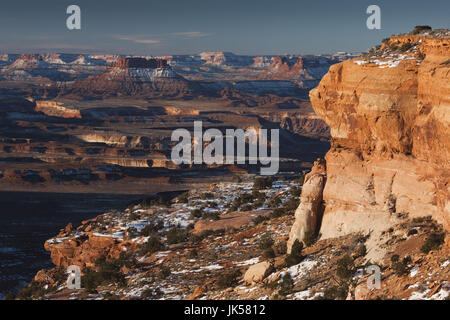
<box><xmin>0</xmin><ymin>0</ymin><xmax>449</xmax><ymax>55</ymax></box>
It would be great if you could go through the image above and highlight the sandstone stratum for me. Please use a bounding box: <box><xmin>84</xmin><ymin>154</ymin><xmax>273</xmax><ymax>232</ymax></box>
<box><xmin>289</xmin><ymin>29</ymin><xmax>449</xmax><ymax>261</ymax></box>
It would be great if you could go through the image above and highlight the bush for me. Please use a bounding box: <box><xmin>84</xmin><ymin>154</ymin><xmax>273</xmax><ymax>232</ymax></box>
<box><xmin>177</xmin><ymin>193</ymin><xmax>189</xmax><ymax>203</ymax></box>
<box><xmin>216</xmin><ymin>270</ymin><xmax>241</xmax><ymax>289</ymax></box>
<box><xmin>253</xmin><ymin>177</ymin><xmax>273</xmax><ymax>190</ymax></box>
<box><xmin>128</xmin><ymin>211</ymin><xmax>140</xmax><ymax>221</ymax></box>
<box><xmin>140</xmin><ymin>221</ymin><xmax>164</xmax><ymax>236</ymax></box>
<box><xmin>190</xmin><ymin>209</ymin><xmax>203</xmax><ymax>219</ymax></box>
<box><xmin>166</xmin><ymin>226</ymin><xmax>189</xmax><ymax>244</ymax></box>
<box><xmin>253</xmin><ymin>215</ymin><xmax>269</xmax><ymax>225</ymax></box>
<box><xmin>421</xmin><ymin>232</ymin><xmax>445</xmax><ymax>254</ymax></box>
<box><xmin>258</xmin><ymin>233</ymin><xmax>274</xmax><ymax>250</ymax></box>
<box><xmin>336</xmin><ymin>255</ymin><xmax>355</xmax><ymax>280</ymax></box>
<box><xmin>285</xmin><ymin>240</ymin><xmax>304</xmax><ymax>267</ymax></box>
<box><xmin>202</xmin><ymin>211</ymin><xmax>220</xmax><ymax>220</ymax></box>
<box><xmin>16</xmin><ymin>282</ymin><xmax>47</xmax><ymax>300</ymax></box>
<box><xmin>303</xmin><ymin>231</ymin><xmax>316</xmax><ymax>247</ymax></box>
<box><xmin>392</xmin><ymin>256</ymin><xmax>411</xmax><ymax>276</ymax></box>
<box><xmin>320</xmin><ymin>285</ymin><xmax>348</xmax><ymax>300</ymax></box>
<box><xmin>263</xmin><ymin>248</ymin><xmax>276</xmax><ymax>259</ymax></box>
<box><xmin>356</xmin><ymin>244</ymin><xmax>367</xmax><ymax>257</ymax></box>
<box><xmin>140</xmin><ymin>236</ymin><xmax>164</xmax><ymax>255</ymax></box>
<box><xmin>278</xmin><ymin>273</ymin><xmax>294</xmax><ymax>296</ymax></box>
<box><xmin>412</xmin><ymin>25</ymin><xmax>432</xmax><ymax>35</ymax></box>
<box><xmin>159</xmin><ymin>266</ymin><xmax>171</xmax><ymax>279</ymax></box>
<box><xmin>127</xmin><ymin>227</ymin><xmax>139</xmax><ymax>239</ymax></box>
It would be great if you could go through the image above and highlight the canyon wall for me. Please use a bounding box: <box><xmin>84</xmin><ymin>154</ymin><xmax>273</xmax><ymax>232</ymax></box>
<box><xmin>289</xmin><ymin>33</ymin><xmax>449</xmax><ymax>257</ymax></box>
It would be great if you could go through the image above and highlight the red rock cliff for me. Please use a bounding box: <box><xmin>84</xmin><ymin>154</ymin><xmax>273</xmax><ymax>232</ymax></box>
<box><xmin>289</xmin><ymin>31</ymin><xmax>449</xmax><ymax>259</ymax></box>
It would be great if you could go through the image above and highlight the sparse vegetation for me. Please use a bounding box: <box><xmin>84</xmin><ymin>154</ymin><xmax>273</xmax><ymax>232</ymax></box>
<box><xmin>336</xmin><ymin>255</ymin><xmax>355</xmax><ymax>280</ymax></box>
<box><xmin>285</xmin><ymin>240</ymin><xmax>304</xmax><ymax>267</ymax></box>
<box><xmin>421</xmin><ymin>232</ymin><xmax>445</xmax><ymax>254</ymax></box>
<box><xmin>216</xmin><ymin>270</ymin><xmax>241</xmax><ymax>289</ymax></box>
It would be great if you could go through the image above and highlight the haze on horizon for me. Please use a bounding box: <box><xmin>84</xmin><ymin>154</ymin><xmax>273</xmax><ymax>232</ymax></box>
<box><xmin>0</xmin><ymin>0</ymin><xmax>449</xmax><ymax>55</ymax></box>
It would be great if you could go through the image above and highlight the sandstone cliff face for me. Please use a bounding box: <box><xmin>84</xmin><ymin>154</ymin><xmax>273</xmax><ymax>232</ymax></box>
<box><xmin>289</xmin><ymin>33</ymin><xmax>449</xmax><ymax>260</ymax></box>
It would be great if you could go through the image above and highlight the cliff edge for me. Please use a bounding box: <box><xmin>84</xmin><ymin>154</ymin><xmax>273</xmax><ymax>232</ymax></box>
<box><xmin>289</xmin><ymin>29</ymin><xmax>449</xmax><ymax>261</ymax></box>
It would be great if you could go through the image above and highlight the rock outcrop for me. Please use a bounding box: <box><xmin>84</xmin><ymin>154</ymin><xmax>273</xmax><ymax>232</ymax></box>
<box><xmin>62</xmin><ymin>57</ymin><xmax>197</xmax><ymax>98</ymax></box>
<box><xmin>287</xmin><ymin>159</ymin><xmax>326</xmax><ymax>253</ymax></box>
<box><xmin>288</xmin><ymin>31</ymin><xmax>450</xmax><ymax>260</ymax></box>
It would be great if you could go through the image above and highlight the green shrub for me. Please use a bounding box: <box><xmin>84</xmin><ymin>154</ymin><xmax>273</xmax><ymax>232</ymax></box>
<box><xmin>159</xmin><ymin>266</ymin><xmax>171</xmax><ymax>279</ymax></box>
<box><xmin>216</xmin><ymin>270</ymin><xmax>241</xmax><ymax>289</ymax></box>
<box><xmin>356</xmin><ymin>244</ymin><xmax>367</xmax><ymax>257</ymax></box>
<box><xmin>411</xmin><ymin>25</ymin><xmax>432</xmax><ymax>35</ymax></box>
<box><xmin>336</xmin><ymin>255</ymin><xmax>355</xmax><ymax>280</ymax></box>
<box><xmin>253</xmin><ymin>215</ymin><xmax>269</xmax><ymax>225</ymax></box>
<box><xmin>303</xmin><ymin>231</ymin><xmax>316</xmax><ymax>247</ymax></box>
<box><xmin>166</xmin><ymin>226</ymin><xmax>189</xmax><ymax>244</ymax></box>
<box><xmin>278</xmin><ymin>273</ymin><xmax>294</xmax><ymax>296</ymax></box>
<box><xmin>140</xmin><ymin>236</ymin><xmax>164</xmax><ymax>255</ymax></box>
<box><xmin>190</xmin><ymin>209</ymin><xmax>203</xmax><ymax>219</ymax></box>
<box><xmin>140</xmin><ymin>221</ymin><xmax>164</xmax><ymax>236</ymax></box>
<box><xmin>258</xmin><ymin>233</ymin><xmax>274</xmax><ymax>250</ymax></box>
<box><xmin>177</xmin><ymin>193</ymin><xmax>189</xmax><ymax>203</ymax></box>
<box><xmin>202</xmin><ymin>211</ymin><xmax>220</xmax><ymax>220</ymax></box>
<box><xmin>392</xmin><ymin>257</ymin><xmax>411</xmax><ymax>276</ymax></box>
<box><xmin>421</xmin><ymin>232</ymin><xmax>445</xmax><ymax>254</ymax></box>
<box><xmin>319</xmin><ymin>285</ymin><xmax>348</xmax><ymax>300</ymax></box>
<box><xmin>285</xmin><ymin>240</ymin><xmax>304</xmax><ymax>267</ymax></box>
<box><xmin>253</xmin><ymin>177</ymin><xmax>273</xmax><ymax>190</ymax></box>
<box><xmin>127</xmin><ymin>227</ymin><xmax>139</xmax><ymax>239</ymax></box>
<box><xmin>263</xmin><ymin>248</ymin><xmax>276</xmax><ymax>259</ymax></box>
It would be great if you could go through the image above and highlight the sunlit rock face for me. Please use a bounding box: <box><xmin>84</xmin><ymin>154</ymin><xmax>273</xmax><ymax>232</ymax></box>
<box><xmin>289</xmin><ymin>32</ymin><xmax>450</xmax><ymax>259</ymax></box>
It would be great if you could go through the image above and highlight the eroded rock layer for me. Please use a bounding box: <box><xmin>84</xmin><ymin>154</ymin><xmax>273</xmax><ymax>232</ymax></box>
<box><xmin>289</xmin><ymin>32</ymin><xmax>449</xmax><ymax>259</ymax></box>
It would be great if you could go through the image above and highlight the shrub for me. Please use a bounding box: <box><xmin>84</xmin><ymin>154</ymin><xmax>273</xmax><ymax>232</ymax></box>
<box><xmin>421</xmin><ymin>232</ymin><xmax>445</xmax><ymax>254</ymax></box>
<box><xmin>140</xmin><ymin>236</ymin><xmax>164</xmax><ymax>255</ymax></box>
<box><xmin>303</xmin><ymin>231</ymin><xmax>316</xmax><ymax>247</ymax></box>
<box><xmin>178</xmin><ymin>193</ymin><xmax>189</xmax><ymax>203</ymax></box>
<box><xmin>253</xmin><ymin>177</ymin><xmax>273</xmax><ymax>190</ymax></box>
<box><xmin>320</xmin><ymin>285</ymin><xmax>348</xmax><ymax>300</ymax></box>
<box><xmin>263</xmin><ymin>248</ymin><xmax>276</xmax><ymax>259</ymax></box>
<box><xmin>289</xmin><ymin>186</ymin><xmax>302</xmax><ymax>197</ymax></box>
<box><xmin>140</xmin><ymin>221</ymin><xmax>164</xmax><ymax>236</ymax></box>
<box><xmin>253</xmin><ymin>215</ymin><xmax>269</xmax><ymax>225</ymax></box>
<box><xmin>399</xmin><ymin>42</ymin><xmax>413</xmax><ymax>52</ymax></box>
<box><xmin>285</xmin><ymin>240</ymin><xmax>304</xmax><ymax>267</ymax></box>
<box><xmin>159</xmin><ymin>266</ymin><xmax>171</xmax><ymax>279</ymax></box>
<box><xmin>392</xmin><ymin>257</ymin><xmax>411</xmax><ymax>276</ymax></box>
<box><xmin>336</xmin><ymin>255</ymin><xmax>355</xmax><ymax>280</ymax></box>
<box><xmin>127</xmin><ymin>227</ymin><xmax>138</xmax><ymax>239</ymax></box>
<box><xmin>16</xmin><ymin>282</ymin><xmax>47</xmax><ymax>300</ymax></box>
<box><xmin>202</xmin><ymin>211</ymin><xmax>220</xmax><ymax>220</ymax></box>
<box><xmin>216</xmin><ymin>270</ymin><xmax>241</xmax><ymax>289</ymax></box>
<box><xmin>190</xmin><ymin>209</ymin><xmax>203</xmax><ymax>219</ymax></box>
<box><xmin>201</xmin><ymin>192</ymin><xmax>214</xmax><ymax>200</ymax></box>
<box><xmin>278</xmin><ymin>273</ymin><xmax>294</xmax><ymax>296</ymax></box>
<box><xmin>412</xmin><ymin>25</ymin><xmax>432</xmax><ymax>35</ymax></box>
<box><xmin>270</xmin><ymin>208</ymin><xmax>287</xmax><ymax>218</ymax></box>
<box><xmin>166</xmin><ymin>226</ymin><xmax>189</xmax><ymax>244</ymax></box>
<box><xmin>128</xmin><ymin>211</ymin><xmax>140</xmax><ymax>221</ymax></box>
<box><xmin>258</xmin><ymin>233</ymin><xmax>274</xmax><ymax>250</ymax></box>
<box><xmin>356</xmin><ymin>244</ymin><xmax>367</xmax><ymax>257</ymax></box>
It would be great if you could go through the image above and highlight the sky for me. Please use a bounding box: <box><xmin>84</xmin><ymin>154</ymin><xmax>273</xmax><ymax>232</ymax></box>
<box><xmin>0</xmin><ymin>0</ymin><xmax>449</xmax><ymax>55</ymax></box>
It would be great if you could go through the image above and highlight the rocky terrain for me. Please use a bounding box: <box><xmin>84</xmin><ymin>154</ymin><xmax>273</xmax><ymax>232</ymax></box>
<box><xmin>6</xmin><ymin>177</ymin><xmax>448</xmax><ymax>301</ymax></box>
<box><xmin>288</xmin><ymin>28</ymin><xmax>449</xmax><ymax>264</ymax></box>
<box><xmin>2</xmin><ymin>27</ymin><xmax>448</xmax><ymax>301</ymax></box>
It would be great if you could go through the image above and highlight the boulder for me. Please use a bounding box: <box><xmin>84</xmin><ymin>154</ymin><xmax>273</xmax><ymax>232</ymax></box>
<box><xmin>244</xmin><ymin>261</ymin><xmax>274</xmax><ymax>285</ymax></box>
